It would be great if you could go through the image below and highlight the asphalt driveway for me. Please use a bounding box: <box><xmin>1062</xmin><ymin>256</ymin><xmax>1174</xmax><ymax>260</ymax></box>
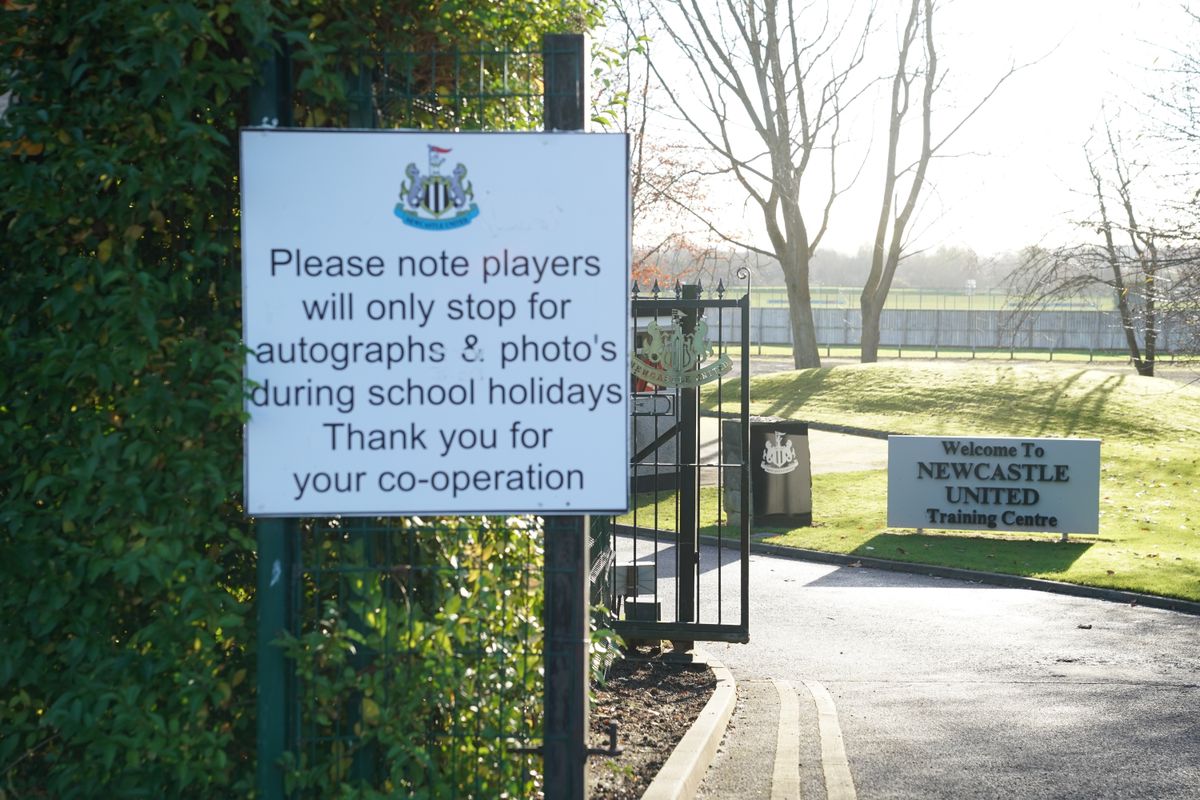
<box><xmin>697</xmin><ymin>552</ymin><xmax>1200</xmax><ymax>799</ymax></box>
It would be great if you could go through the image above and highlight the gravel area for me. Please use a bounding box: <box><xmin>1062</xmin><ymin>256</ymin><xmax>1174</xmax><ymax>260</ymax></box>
<box><xmin>587</xmin><ymin>653</ymin><xmax>716</xmax><ymax>799</ymax></box>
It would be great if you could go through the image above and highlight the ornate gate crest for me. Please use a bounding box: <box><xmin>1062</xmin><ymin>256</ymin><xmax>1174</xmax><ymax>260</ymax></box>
<box><xmin>394</xmin><ymin>145</ymin><xmax>480</xmax><ymax>231</ymax></box>
<box><xmin>631</xmin><ymin>315</ymin><xmax>732</xmax><ymax>388</ymax></box>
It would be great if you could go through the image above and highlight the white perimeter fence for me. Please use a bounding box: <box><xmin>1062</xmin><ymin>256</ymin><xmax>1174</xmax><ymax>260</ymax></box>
<box><xmin>715</xmin><ymin>307</ymin><xmax>1196</xmax><ymax>356</ymax></box>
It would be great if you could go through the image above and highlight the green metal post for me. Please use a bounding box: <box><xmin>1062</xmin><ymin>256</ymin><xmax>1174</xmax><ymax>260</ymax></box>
<box><xmin>542</xmin><ymin>32</ymin><xmax>591</xmax><ymax>800</ymax></box>
<box><xmin>543</xmin><ymin>34</ymin><xmax>588</xmax><ymax>132</ymax></box>
<box><xmin>256</xmin><ymin>518</ymin><xmax>295</xmax><ymax>800</ymax></box>
<box><xmin>343</xmin><ymin>65</ymin><xmax>378</xmax><ymax>784</ymax></box>
<box><xmin>248</xmin><ymin>45</ymin><xmax>291</xmax><ymax>129</ymax></box>
<box><xmin>347</xmin><ymin>61</ymin><xmax>375</xmax><ymax>128</ymax></box>
<box><xmin>250</xmin><ymin>44</ymin><xmax>294</xmax><ymax>800</ymax></box>
<box><xmin>542</xmin><ymin>514</ymin><xmax>591</xmax><ymax>799</ymax></box>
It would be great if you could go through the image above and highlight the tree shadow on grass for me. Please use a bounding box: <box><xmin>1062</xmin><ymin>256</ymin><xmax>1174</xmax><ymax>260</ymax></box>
<box><xmin>701</xmin><ymin>367</ymin><xmax>833</xmax><ymax>419</ymax></box>
<box><xmin>768</xmin><ymin>529</ymin><xmax>1094</xmax><ymax>581</ymax></box>
<box><xmin>707</xmin><ymin>363</ymin><xmax>1135</xmax><ymax>441</ymax></box>
<box><xmin>752</xmin><ymin>368</ymin><xmax>833</xmax><ymax>420</ymax></box>
<box><xmin>1028</xmin><ymin>370</ymin><xmax>1128</xmax><ymax>438</ymax></box>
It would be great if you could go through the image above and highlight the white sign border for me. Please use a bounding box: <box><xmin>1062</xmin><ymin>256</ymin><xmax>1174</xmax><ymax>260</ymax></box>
<box><xmin>239</xmin><ymin>128</ymin><xmax>632</xmax><ymax>517</ymax></box>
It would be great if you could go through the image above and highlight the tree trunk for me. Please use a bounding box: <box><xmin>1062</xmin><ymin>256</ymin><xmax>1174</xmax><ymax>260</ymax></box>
<box><xmin>1113</xmin><ymin>288</ymin><xmax>1150</xmax><ymax>376</ymax></box>
<box><xmin>781</xmin><ymin>250</ymin><xmax>821</xmax><ymax>368</ymax></box>
<box><xmin>1142</xmin><ymin>272</ymin><xmax>1157</xmax><ymax>377</ymax></box>
<box><xmin>860</xmin><ymin>298</ymin><xmax>882</xmax><ymax>363</ymax></box>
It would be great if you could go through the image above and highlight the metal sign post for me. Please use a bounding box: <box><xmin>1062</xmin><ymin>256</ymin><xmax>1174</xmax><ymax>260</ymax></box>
<box><xmin>250</xmin><ymin>47</ymin><xmax>294</xmax><ymax>800</ymax></box>
<box><xmin>541</xmin><ymin>33</ymin><xmax>592</xmax><ymax>800</ymax></box>
<box><xmin>542</xmin><ymin>514</ymin><xmax>591</xmax><ymax>798</ymax></box>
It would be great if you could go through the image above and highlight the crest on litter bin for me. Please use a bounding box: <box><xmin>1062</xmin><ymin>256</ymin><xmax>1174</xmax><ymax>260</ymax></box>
<box><xmin>761</xmin><ymin>432</ymin><xmax>799</xmax><ymax>475</ymax></box>
<box><xmin>631</xmin><ymin>316</ymin><xmax>732</xmax><ymax>388</ymax></box>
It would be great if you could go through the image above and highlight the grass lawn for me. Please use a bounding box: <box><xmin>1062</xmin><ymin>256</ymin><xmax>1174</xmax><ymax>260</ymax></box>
<box><xmin>682</xmin><ymin>361</ymin><xmax>1200</xmax><ymax>602</ymax></box>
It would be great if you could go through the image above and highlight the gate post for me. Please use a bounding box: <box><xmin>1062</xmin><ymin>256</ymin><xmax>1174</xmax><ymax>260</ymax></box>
<box><xmin>674</xmin><ymin>284</ymin><xmax>701</xmax><ymax>652</ymax></box>
<box><xmin>542</xmin><ymin>32</ymin><xmax>591</xmax><ymax>800</ymax></box>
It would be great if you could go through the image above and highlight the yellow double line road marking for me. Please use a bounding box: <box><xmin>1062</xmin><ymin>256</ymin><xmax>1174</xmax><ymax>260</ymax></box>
<box><xmin>771</xmin><ymin>679</ymin><xmax>857</xmax><ymax>800</ymax></box>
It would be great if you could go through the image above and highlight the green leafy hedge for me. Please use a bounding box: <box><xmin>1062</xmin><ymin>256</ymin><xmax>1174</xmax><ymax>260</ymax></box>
<box><xmin>0</xmin><ymin>1</ymin><xmax>600</xmax><ymax>796</ymax></box>
<box><xmin>1</xmin><ymin>2</ymin><xmax>266</xmax><ymax>794</ymax></box>
<box><xmin>279</xmin><ymin>517</ymin><xmax>545</xmax><ymax>798</ymax></box>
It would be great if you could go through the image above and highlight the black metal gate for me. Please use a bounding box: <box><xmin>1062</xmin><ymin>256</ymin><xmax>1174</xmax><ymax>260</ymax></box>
<box><xmin>602</xmin><ymin>279</ymin><xmax>751</xmax><ymax>645</ymax></box>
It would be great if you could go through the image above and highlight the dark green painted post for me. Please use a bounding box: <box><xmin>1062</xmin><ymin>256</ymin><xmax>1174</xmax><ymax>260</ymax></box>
<box><xmin>347</xmin><ymin>61</ymin><xmax>374</xmax><ymax>128</ymax></box>
<box><xmin>248</xmin><ymin>45</ymin><xmax>291</xmax><ymax>129</ymax></box>
<box><xmin>340</xmin><ymin>62</ymin><xmax>372</xmax><ymax>782</ymax></box>
<box><xmin>256</xmin><ymin>518</ymin><xmax>295</xmax><ymax>800</ymax></box>
<box><xmin>250</xmin><ymin>45</ymin><xmax>295</xmax><ymax>800</ymax></box>
<box><xmin>544</xmin><ymin>34</ymin><xmax>587</xmax><ymax>132</ymax></box>
<box><xmin>542</xmin><ymin>32</ymin><xmax>591</xmax><ymax>800</ymax></box>
<box><xmin>542</xmin><ymin>514</ymin><xmax>591</xmax><ymax>799</ymax></box>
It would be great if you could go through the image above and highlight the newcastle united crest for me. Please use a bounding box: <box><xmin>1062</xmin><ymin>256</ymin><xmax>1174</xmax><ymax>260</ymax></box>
<box><xmin>631</xmin><ymin>315</ymin><xmax>732</xmax><ymax>388</ymax></box>
<box><xmin>395</xmin><ymin>145</ymin><xmax>480</xmax><ymax>231</ymax></box>
<box><xmin>761</xmin><ymin>432</ymin><xmax>799</xmax><ymax>475</ymax></box>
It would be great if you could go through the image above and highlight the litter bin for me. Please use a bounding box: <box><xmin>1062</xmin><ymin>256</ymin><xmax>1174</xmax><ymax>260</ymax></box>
<box><xmin>721</xmin><ymin>416</ymin><xmax>813</xmax><ymax>526</ymax></box>
<box><xmin>750</xmin><ymin>417</ymin><xmax>812</xmax><ymax>526</ymax></box>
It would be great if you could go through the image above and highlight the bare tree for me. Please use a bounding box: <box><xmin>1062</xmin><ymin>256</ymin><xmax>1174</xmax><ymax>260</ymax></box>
<box><xmin>859</xmin><ymin>0</ymin><xmax>1017</xmax><ymax>362</ymax></box>
<box><xmin>1005</xmin><ymin>5</ymin><xmax>1200</xmax><ymax>374</ymax></box>
<box><xmin>1147</xmin><ymin>6</ymin><xmax>1200</xmax><ymax>151</ymax></box>
<box><xmin>644</xmin><ymin>0</ymin><xmax>873</xmax><ymax>368</ymax></box>
<box><xmin>1007</xmin><ymin>124</ymin><xmax>1195</xmax><ymax>377</ymax></box>
<box><xmin>1147</xmin><ymin>5</ymin><xmax>1200</xmax><ymax>358</ymax></box>
<box><xmin>600</xmin><ymin>1</ymin><xmax>719</xmax><ymax>290</ymax></box>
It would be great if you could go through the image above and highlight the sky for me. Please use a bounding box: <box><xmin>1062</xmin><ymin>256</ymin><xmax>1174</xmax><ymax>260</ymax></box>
<box><xmin>899</xmin><ymin>0</ymin><xmax>1187</xmax><ymax>257</ymax></box>
<box><xmin>634</xmin><ymin>0</ymin><xmax>1195</xmax><ymax>258</ymax></box>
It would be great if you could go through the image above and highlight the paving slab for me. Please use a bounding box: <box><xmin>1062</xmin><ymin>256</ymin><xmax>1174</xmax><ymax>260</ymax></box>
<box><xmin>695</xmin><ymin>679</ymin><xmax>777</xmax><ymax>799</ymax></box>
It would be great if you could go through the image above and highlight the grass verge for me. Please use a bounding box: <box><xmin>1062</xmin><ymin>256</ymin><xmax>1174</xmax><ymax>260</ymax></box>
<box><xmin>689</xmin><ymin>361</ymin><xmax>1200</xmax><ymax>601</ymax></box>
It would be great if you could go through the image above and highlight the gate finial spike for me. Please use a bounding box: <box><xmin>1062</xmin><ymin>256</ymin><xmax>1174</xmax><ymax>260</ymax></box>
<box><xmin>716</xmin><ymin>279</ymin><xmax>726</xmax><ymax>297</ymax></box>
<box><xmin>651</xmin><ymin>280</ymin><xmax>661</xmax><ymax>298</ymax></box>
<box><xmin>697</xmin><ymin>279</ymin><xmax>705</xmax><ymax>296</ymax></box>
<box><xmin>673</xmin><ymin>280</ymin><xmax>682</xmax><ymax>298</ymax></box>
<box><xmin>632</xmin><ymin>281</ymin><xmax>641</xmax><ymax>299</ymax></box>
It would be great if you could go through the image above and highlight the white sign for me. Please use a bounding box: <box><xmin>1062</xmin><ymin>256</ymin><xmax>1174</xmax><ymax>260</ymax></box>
<box><xmin>241</xmin><ymin>130</ymin><xmax>630</xmax><ymax>516</ymax></box>
<box><xmin>888</xmin><ymin>436</ymin><xmax>1100</xmax><ymax>534</ymax></box>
